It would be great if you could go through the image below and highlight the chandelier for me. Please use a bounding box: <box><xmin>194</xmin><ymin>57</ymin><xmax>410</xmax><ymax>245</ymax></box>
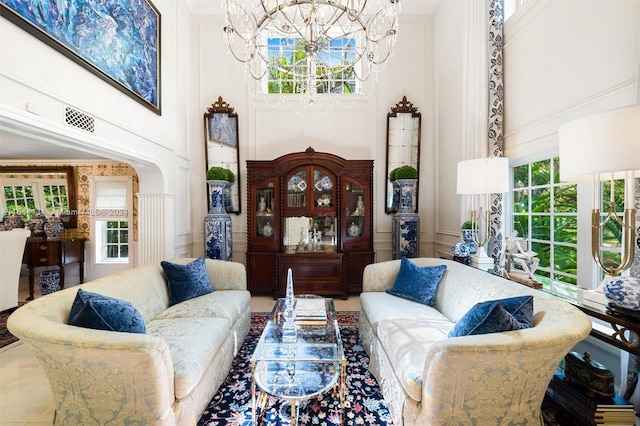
<box><xmin>222</xmin><ymin>0</ymin><xmax>400</xmax><ymax>108</ymax></box>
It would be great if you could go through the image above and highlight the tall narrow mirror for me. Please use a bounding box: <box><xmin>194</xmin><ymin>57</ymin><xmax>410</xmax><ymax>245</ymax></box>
<box><xmin>204</xmin><ymin>96</ymin><xmax>241</xmax><ymax>214</ymax></box>
<box><xmin>385</xmin><ymin>96</ymin><xmax>421</xmax><ymax>213</ymax></box>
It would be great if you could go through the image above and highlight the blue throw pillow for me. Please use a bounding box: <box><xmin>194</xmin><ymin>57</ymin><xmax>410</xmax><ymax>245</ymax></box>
<box><xmin>448</xmin><ymin>295</ymin><xmax>534</xmax><ymax>337</ymax></box>
<box><xmin>385</xmin><ymin>257</ymin><xmax>447</xmax><ymax>307</ymax></box>
<box><xmin>161</xmin><ymin>257</ymin><xmax>214</xmax><ymax>306</ymax></box>
<box><xmin>68</xmin><ymin>289</ymin><xmax>146</xmax><ymax>334</ymax></box>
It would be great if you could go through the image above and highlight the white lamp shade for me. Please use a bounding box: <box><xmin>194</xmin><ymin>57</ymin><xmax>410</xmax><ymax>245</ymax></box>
<box><xmin>559</xmin><ymin>105</ymin><xmax>640</xmax><ymax>181</ymax></box>
<box><xmin>456</xmin><ymin>157</ymin><xmax>510</xmax><ymax>194</ymax></box>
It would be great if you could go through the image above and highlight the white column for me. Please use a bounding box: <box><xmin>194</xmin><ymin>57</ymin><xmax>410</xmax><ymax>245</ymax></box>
<box><xmin>136</xmin><ymin>193</ymin><xmax>175</xmax><ymax>265</ymax></box>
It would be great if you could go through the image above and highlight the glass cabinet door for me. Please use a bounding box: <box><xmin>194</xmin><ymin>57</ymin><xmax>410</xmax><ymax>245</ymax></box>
<box><xmin>255</xmin><ymin>182</ymin><xmax>275</xmax><ymax>239</ymax></box>
<box><xmin>287</xmin><ymin>169</ymin><xmax>308</xmax><ymax>208</ymax></box>
<box><xmin>313</xmin><ymin>169</ymin><xmax>334</xmax><ymax>209</ymax></box>
<box><xmin>345</xmin><ymin>180</ymin><xmax>365</xmax><ymax>238</ymax></box>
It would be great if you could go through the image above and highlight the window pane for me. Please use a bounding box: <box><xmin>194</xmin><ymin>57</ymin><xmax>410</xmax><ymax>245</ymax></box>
<box><xmin>531</xmin><ymin>159</ymin><xmax>551</xmax><ymax>186</ymax></box>
<box><xmin>531</xmin><ymin>188</ymin><xmax>550</xmax><ymax>213</ymax></box>
<box><xmin>554</xmin><ymin>184</ymin><xmax>577</xmax><ymax>213</ymax></box>
<box><xmin>532</xmin><ymin>215</ymin><xmax>550</xmax><ymax>240</ymax></box>
<box><xmin>554</xmin><ymin>245</ymin><xmax>577</xmax><ymax>276</ymax></box>
<box><xmin>513</xmin><ymin>164</ymin><xmax>528</xmax><ymax>189</ymax></box>
<box><xmin>554</xmin><ymin>216</ymin><xmax>577</xmax><ymax>244</ymax></box>
<box><xmin>513</xmin><ymin>215</ymin><xmax>529</xmax><ymax>238</ymax></box>
<box><xmin>553</xmin><ymin>157</ymin><xmax>561</xmax><ymax>184</ymax></box>
<box><xmin>513</xmin><ymin>190</ymin><xmax>529</xmax><ymax>213</ymax></box>
<box><xmin>531</xmin><ymin>242</ymin><xmax>551</xmax><ymax>268</ymax></box>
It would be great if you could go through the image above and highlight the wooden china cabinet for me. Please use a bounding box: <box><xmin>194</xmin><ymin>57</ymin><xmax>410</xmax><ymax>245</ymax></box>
<box><xmin>246</xmin><ymin>147</ymin><xmax>374</xmax><ymax>299</ymax></box>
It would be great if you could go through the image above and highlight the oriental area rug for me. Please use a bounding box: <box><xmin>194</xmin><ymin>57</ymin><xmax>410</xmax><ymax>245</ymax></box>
<box><xmin>197</xmin><ymin>311</ymin><xmax>393</xmax><ymax>426</ymax></box>
<box><xmin>197</xmin><ymin>312</ymin><xmax>571</xmax><ymax>426</ymax></box>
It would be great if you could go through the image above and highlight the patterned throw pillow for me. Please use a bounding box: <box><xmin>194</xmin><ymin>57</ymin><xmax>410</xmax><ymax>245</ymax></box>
<box><xmin>448</xmin><ymin>295</ymin><xmax>534</xmax><ymax>337</ymax></box>
<box><xmin>385</xmin><ymin>257</ymin><xmax>447</xmax><ymax>307</ymax></box>
<box><xmin>68</xmin><ymin>288</ymin><xmax>146</xmax><ymax>334</ymax></box>
<box><xmin>161</xmin><ymin>257</ymin><xmax>214</xmax><ymax>306</ymax></box>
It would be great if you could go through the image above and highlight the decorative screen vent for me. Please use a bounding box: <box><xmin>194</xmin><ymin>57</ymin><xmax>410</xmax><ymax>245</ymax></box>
<box><xmin>65</xmin><ymin>106</ymin><xmax>95</xmax><ymax>133</ymax></box>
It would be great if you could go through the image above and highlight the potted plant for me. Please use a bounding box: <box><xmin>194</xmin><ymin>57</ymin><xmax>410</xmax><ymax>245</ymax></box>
<box><xmin>389</xmin><ymin>165</ymin><xmax>418</xmax><ymax>181</ymax></box>
<box><xmin>206</xmin><ymin>166</ymin><xmax>235</xmax><ymax>183</ymax></box>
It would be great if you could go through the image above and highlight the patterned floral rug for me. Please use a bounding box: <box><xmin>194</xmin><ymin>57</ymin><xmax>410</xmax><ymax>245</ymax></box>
<box><xmin>0</xmin><ymin>305</ymin><xmax>21</xmax><ymax>349</ymax></box>
<box><xmin>197</xmin><ymin>311</ymin><xmax>394</xmax><ymax>426</ymax></box>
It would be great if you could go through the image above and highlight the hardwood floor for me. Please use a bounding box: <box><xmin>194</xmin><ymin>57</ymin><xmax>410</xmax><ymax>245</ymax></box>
<box><xmin>0</xmin><ymin>277</ymin><xmax>361</xmax><ymax>424</ymax></box>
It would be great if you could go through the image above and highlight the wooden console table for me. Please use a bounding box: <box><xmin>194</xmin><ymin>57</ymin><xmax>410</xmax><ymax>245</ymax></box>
<box><xmin>569</xmin><ymin>301</ymin><xmax>640</xmax><ymax>357</ymax></box>
<box><xmin>23</xmin><ymin>238</ymin><xmax>85</xmax><ymax>300</ymax></box>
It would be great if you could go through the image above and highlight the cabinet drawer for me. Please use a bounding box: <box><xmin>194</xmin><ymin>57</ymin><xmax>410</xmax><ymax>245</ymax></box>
<box><xmin>28</xmin><ymin>242</ymin><xmax>61</xmax><ymax>266</ymax></box>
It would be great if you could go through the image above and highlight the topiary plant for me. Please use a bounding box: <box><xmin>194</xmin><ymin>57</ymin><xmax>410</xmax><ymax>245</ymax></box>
<box><xmin>206</xmin><ymin>166</ymin><xmax>235</xmax><ymax>183</ymax></box>
<box><xmin>461</xmin><ymin>220</ymin><xmax>477</xmax><ymax>229</ymax></box>
<box><xmin>390</xmin><ymin>165</ymin><xmax>418</xmax><ymax>181</ymax></box>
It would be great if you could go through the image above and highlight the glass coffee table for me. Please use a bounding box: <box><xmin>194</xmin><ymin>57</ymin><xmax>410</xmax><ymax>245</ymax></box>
<box><xmin>251</xmin><ymin>297</ymin><xmax>346</xmax><ymax>425</ymax></box>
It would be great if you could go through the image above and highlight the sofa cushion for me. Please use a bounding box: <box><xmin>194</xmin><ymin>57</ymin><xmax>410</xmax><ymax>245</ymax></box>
<box><xmin>154</xmin><ymin>290</ymin><xmax>251</xmax><ymax>323</ymax></box>
<box><xmin>161</xmin><ymin>257</ymin><xmax>214</xmax><ymax>306</ymax></box>
<box><xmin>377</xmin><ymin>318</ymin><xmax>454</xmax><ymax>401</ymax></box>
<box><xmin>68</xmin><ymin>289</ymin><xmax>146</xmax><ymax>334</ymax></box>
<box><xmin>146</xmin><ymin>317</ymin><xmax>231</xmax><ymax>399</ymax></box>
<box><xmin>448</xmin><ymin>295</ymin><xmax>534</xmax><ymax>337</ymax></box>
<box><xmin>385</xmin><ymin>257</ymin><xmax>447</xmax><ymax>307</ymax></box>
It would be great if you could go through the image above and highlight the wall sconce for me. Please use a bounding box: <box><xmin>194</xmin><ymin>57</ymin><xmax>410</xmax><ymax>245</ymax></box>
<box><xmin>456</xmin><ymin>157</ymin><xmax>510</xmax><ymax>268</ymax></box>
<box><xmin>559</xmin><ymin>104</ymin><xmax>640</xmax><ymax>311</ymax></box>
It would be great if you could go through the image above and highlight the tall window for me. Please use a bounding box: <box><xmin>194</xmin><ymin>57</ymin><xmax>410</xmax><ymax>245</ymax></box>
<box><xmin>512</xmin><ymin>158</ymin><xmax>578</xmax><ymax>296</ymax></box>
<box><xmin>266</xmin><ymin>37</ymin><xmax>357</xmax><ymax>95</ymax></box>
<box><xmin>93</xmin><ymin>178</ymin><xmax>131</xmax><ymax>264</ymax></box>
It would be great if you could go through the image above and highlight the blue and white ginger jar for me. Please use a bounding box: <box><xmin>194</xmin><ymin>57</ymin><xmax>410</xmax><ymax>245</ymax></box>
<box><xmin>603</xmin><ymin>276</ymin><xmax>640</xmax><ymax>311</ymax></box>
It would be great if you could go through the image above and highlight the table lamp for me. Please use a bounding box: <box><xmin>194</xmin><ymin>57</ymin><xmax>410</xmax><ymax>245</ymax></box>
<box><xmin>456</xmin><ymin>157</ymin><xmax>510</xmax><ymax>267</ymax></box>
<box><xmin>559</xmin><ymin>104</ymin><xmax>640</xmax><ymax>311</ymax></box>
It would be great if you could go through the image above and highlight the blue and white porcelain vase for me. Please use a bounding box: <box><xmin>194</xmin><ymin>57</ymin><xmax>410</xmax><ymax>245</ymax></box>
<box><xmin>204</xmin><ymin>180</ymin><xmax>232</xmax><ymax>261</ymax></box>
<box><xmin>603</xmin><ymin>276</ymin><xmax>640</xmax><ymax>311</ymax></box>
<box><xmin>44</xmin><ymin>214</ymin><xmax>63</xmax><ymax>241</ymax></box>
<box><xmin>392</xmin><ymin>178</ymin><xmax>420</xmax><ymax>259</ymax></box>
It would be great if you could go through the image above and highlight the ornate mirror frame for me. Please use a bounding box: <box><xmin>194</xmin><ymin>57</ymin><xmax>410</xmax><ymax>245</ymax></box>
<box><xmin>204</xmin><ymin>96</ymin><xmax>241</xmax><ymax>214</ymax></box>
<box><xmin>385</xmin><ymin>96</ymin><xmax>422</xmax><ymax>214</ymax></box>
<box><xmin>0</xmin><ymin>165</ymin><xmax>78</xmax><ymax>228</ymax></box>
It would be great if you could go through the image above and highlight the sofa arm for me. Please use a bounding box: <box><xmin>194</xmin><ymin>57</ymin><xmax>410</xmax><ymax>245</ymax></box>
<box><xmin>205</xmin><ymin>259</ymin><xmax>247</xmax><ymax>290</ymax></box>
<box><xmin>8</xmin><ymin>306</ymin><xmax>177</xmax><ymax>423</ymax></box>
<box><xmin>418</xmin><ymin>304</ymin><xmax>591</xmax><ymax>424</ymax></box>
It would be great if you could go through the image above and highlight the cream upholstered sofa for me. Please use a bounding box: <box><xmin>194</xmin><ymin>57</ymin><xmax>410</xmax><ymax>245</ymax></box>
<box><xmin>359</xmin><ymin>258</ymin><xmax>592</xmax><ymax>425</ymax></box>
<box><xmin>8</xmin><ymin>258</ymin><xmax>250</xmax><ymax>425</ymax></box>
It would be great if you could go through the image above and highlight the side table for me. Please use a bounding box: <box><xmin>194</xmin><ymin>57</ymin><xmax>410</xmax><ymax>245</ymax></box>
<box><xmin>23</xmin><ymin>238</ymin><xmax>85</xmax><ymax>300</ymax></box>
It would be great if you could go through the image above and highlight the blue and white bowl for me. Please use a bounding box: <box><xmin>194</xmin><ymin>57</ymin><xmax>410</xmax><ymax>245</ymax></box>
<box><xmin>603</xmin><ymin>276</ymin><xmax>640</xmax><ymax>311</ymax></box>
<box><xmin>452</xmin><ymin>242</ymin><xmax>470</xmax><ymax>257</ymax></box>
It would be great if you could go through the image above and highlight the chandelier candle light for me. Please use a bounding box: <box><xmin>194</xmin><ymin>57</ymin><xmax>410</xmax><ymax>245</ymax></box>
<box><xmin>456</xmin><ymin>157</ymin><xmax>510</xmax><ymax>268</ymax></box>
<box><xmin>559</xmin><ymin>104</ymin><xmax>640</xmax><ymax>311</ymax></box>
<box><xmin>222</xmin><ymin>0</ymin><xmax>400</xmax><ymax>108</ymax></box>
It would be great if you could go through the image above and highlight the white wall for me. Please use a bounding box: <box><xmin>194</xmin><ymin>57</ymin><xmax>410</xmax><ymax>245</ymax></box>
<box><xmin>0</xmin><ymin>0</ymin><xmax>199</xmax><ymax>268</ymax></box>
<box><xmin>432</xmin><ymin>0</ymin><xmax>469</xmax><ymax>258</ymax></box>
<box><xmin>196</xmin><ymin>15</ymin><xmax>436</xmax><ymax>262</ymax></box>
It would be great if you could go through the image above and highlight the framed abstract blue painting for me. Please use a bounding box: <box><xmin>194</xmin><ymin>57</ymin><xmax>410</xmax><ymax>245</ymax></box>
<box><xmin>1</xmin><ymin>0</ymin><xmax>161</xmax><ymax>115</ymax></box>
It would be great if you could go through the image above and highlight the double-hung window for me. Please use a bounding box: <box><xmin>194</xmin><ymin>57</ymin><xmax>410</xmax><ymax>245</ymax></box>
<box><xmin>511</xmin><ymin>157</ymin><xmax>579</xmax><ymax>297</ymax></box>
<box><xmin>92</xmin><ymin>177</ymin><xmax>131</xmax><ymax>264</ymax></box>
